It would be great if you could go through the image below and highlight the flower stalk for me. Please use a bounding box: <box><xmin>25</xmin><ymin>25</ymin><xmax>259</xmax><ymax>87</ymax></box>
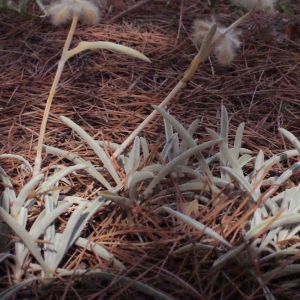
<box><xmin>33</xmin><ymin>0</ymin><xmax>150</xmax><ymax>176</ymax></box>
<box><xmin>33</xmin><ymin>12</ymin><xmax>79</xmax><ymax>176</ymax></box>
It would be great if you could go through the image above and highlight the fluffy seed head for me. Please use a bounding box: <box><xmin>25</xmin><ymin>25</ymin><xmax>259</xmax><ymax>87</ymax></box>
<box><xmin>48</xmin><ymin>0</ymin><xmax>100</xmax><ymax>26</ymax></box>
<box><xmin>231</xmin><ymin>0</ymin><xmax>276</xmax><ymax>12</ymax></box>
<box><xmin>192</xmin><ymin>19</ymin><xmax>241</xmax><ymax>66</ymax></box>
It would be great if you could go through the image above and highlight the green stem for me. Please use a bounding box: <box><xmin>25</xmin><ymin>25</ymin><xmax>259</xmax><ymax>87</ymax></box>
<box><xmin>33</xmin><ymin>14</ymin><xmax>79</xmax><ymax>176</ymax></box>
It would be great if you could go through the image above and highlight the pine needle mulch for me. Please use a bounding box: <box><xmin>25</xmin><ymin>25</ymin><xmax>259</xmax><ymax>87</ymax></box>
<box><xmin>1</xmin><ymin>1</ymin><xmax>300</xmax><ymax>299</ymax></box>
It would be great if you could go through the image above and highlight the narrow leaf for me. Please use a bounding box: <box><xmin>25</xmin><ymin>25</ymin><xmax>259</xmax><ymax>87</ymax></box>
<box><xmin>0</xmin><ymin>154</ymin><xmax>33</xmax><ymax>173</ymax></box>
<box><xmin>0</xmin><ymin>207</ymin><xmax>50</xmax><ymax>277</ymax></box>
<box><xmin>159</xmin><ymin>206</ymin><xmax>232</xmax><ymax>248</ymax></box>
<box><xmin>75</xmin><ymin>237</ymin><xmax>125</xmax><ymax>270</ymax></box>
<box><xmin>144</xmin><ymin>139</ymin><xmax>223</xmax><ymax>196</ymax></box>
<box><xmin>11</xmin><ymin>174</ymin><xmax>44</xmax><ymax>218</ymax></box>
<box><xmin>0</xmin><ymin>277</ymin><xmax>40</xmax><ymax>300</ymax></box>
<box><xmin>41</xmin><ymin>145</ymin><xmax>112</xmax><ymax>190</ymax></box>
<box><xmin>154</xmin><ymin>105</ymin><xmax>214</xmax><ymax>181</ymax></box>
<box><xmin>65</xmin><ymin>41</ymin><xmax>151</xmax><ymax>62</ymax></box>
<box><xmin>60</xmin><ymin>116</ymin><xmax>120</xmax><ymax>184</ymax></box>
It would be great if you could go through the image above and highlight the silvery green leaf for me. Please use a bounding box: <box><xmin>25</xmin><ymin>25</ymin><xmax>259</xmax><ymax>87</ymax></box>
<box><xmin>208</xmin><ymin>150</ymin><xmax>251</xmax><ymax>166</ymax></box>
<box><xmin>140</xmin><ymin>137</ymin><xmax>150</xmax><ymax>160</ymax></box>
<box><xmin>248</xmin><ymin>268</ymin><xmax>275</xmax><ymax>300</ymax></box>
<box><xmin>161</xmin><ymin>133</ymin><xmax>179</xmax><ymax>162</ymax></box>
<box><xmin>251</xmin><ymin>150</ymin><xmax>265</xmax><ymax>193</ymax></box>
<box><xmin>262</xmin><ymin>162</ymin><xmax>300</xmax><ymax>211</ymax></box>
<box><xmin>159</xmin><ymin>206</ymin><xmax>232</xmax><ymax>249</ymax></box>
<box><xmin>250</xmin><ymin>207</ymin><xmax>263</xmax><ymax>229</ymax></box>
<box><xmin>212</xmin><ymin>244</ymin><xmax>244</xmax><ymax>268</ymax></box>
<box><xmin>206</xmin><ymin>128</ymin><xmax>242</xmax><ymax>175</ymax></box>
<box><xmin>15</xmin><ymin>205</ymin><xmax>27</xmax><ymax>236</ymax></box>
<box><xmin>257</xmin><ymin>228</ymin><xmax>281</xmax><ymax>254</ymax></box>
<box><xmin>172</xmin><ymin>135</ymin><xmax>180</xmax><ymax>162</ymax></box>
<box><xmin>171</xmin><ymin>165</ymin><xmax>206</xmax><ymax>180</ymax></box>
<box><xmin>281</xmin><ymin>186</ymin><xmax>294</xmax><ymax>211</ymax></box>
<box><xmin>168</xmin><ymin>181</ymin><xmax>206</xmax><ymax>193</ymax></box>
<box><xmin>240</xmin><ymin>148</ymin><xmax>252</xmax><ymax>154</ymax></box>
<box><xmin>29</xmin><ymin>201</ymin><xmax>72</xmax><ymax>239</ymax></box>
<box><xmin>0</xmin><ymin>253</ymin><xmax>21</xmax><ymax>276</ymax></box>
<box><xmin>212</xmin><ymin>177</ymin><xmax>234</xmax><ymax>190</ymax></box>
<box><xmin>279</xmin><ymin>128</ymin><xmax>300</xmax><ymax>153</ymax></box>
<box><xmin>261</xmin><ymin>177</ymin><xmax>276</xmax><ymax>186</ymax></box>
<box><xmin>237</xmin><ymin>154</ymin><xmax>253</xmax><ymax>168</ymax></box>
<box><xmin>206</xmin><ymin>152</ymin><xmax>219</xmax><ymax>165</ymax></box>
<box><xmin>15</xmin><ymin>207</ymin><xmax>28</xmax><ymax>261</ymax></box>
<box><xmin>286</xmin><ymin>225</ymin><xmax>300</xmax><ymax>240</ymax></box>
<box><xmin>45</xmin><ymin>233</ymin><xmax>60</xmax><ymax>267</ymax></box>
<box><xmin>128</xmin><ymin>171</ymin><xmax>154</xmax><ymax>202</ymax></box>
<box><xmin>38</xmin><ymin>164</ymin><xmax>87</xmax><ymax>192</ymax></box>
<box><xmin>287</xmin><ymin>185</ymin><xmax>300</xmax><ymax>212</ymax></box>
<box><xmin>60</xmin><ymin>116</ymin><xmax>120</xmax><ymax>184</ymax></box>
<box><xmin>0</xmin><ymin>166</ymin><xmax>17</xmax><ymax>205</ymax></box>
<box><xmin>65</xmin><ymin>41</ymin><xmax>151</xmax><ymax>63</ymax></box>
<box><xmin>48</xmin><ymin>197</ymin><xmax>106</xmax><ymax>270</ymax></box>
<box><xmin>262</xmin><ymin>150</ymin><xmax>299</xmax><ymax>173</ymax></box>
<box><xmin>198</xmin><ymin>23</ymin><xmax>217</xmax><ymax>59</ymax></box>
<box><xmin>277</xmin><ymin>228</ymin><xmax>288</xmax><ymax>241</ymax></box>
<box><xmin>220</xmin><ymin>106</ymin><xmax>229</xmax><ymax>181</ymax></box>
<box><xmin>16</xmin><ymin>201</ymin><xmax>72</xmax><ymax>267</ymax></box>
<box><xmin>261</xmin><ymin>248</ymin><xmax>300</xmax><ymax>263</ymax></box>
<box><xmin>62</xmin><ymin>196</ymin><xmax>91</xmax><ymax>205</ymax></box>
<box><xmin>144</xmin><ymin>139</ymin><xmax>223</xmax><ymax>196</ymax></box>
<box><xmin>163</xmin><ymin>117</ymin><xmax>173</xmax><ymax>141</ymax></box>
<box><xmin>220</xmin><ymin>105</ymin><xmax>228</xmax><ymax>144</ymax></box>
<box><xmin>153</xmin><ymin>105</ymin><xmax>214</xmax><ymax>181</ymax></box>
<box><xmin>0</xmin><ymin>207</ymin><xmax>50</xmax><ymax>277</ymax></box>
<box><xmin>175</xmin><ymin>243</ymin><xmax>222</xmax><ymax>255</ymax></box>
<box><xmin>262</xmin><ymin>264</ymin><xmax>300</xmax><ymax>281</ymax></box>
<box><xmin>36</xmin><ymin>0</ymin><xmax>46</xmax><ymax>14</ymax></box>
<box><xmin>182</xmin><ymin>24</ymin><xmax>217</xmax><ymax>82</ymax></box>
<box><xmin>0</xmin><ymin>154</ymin><xmax>33</xmax><ymax>173</ymax></box>
<box><xmin>98</xmin><ymin>191</ymin><xmax>131</xmax><ymax>210</ymax></box>
<box><xmin>48</xmin><ymin>202</ymin><xmax>87</xmax><ymax>270</ymax></box>
<box><xmin>222</xmin><ymin>167</ymin><xmax>259</xmax><ymax>201</ymax></box>
<box><xmin>124</xmin><ymin>136</ymin><xmax>140</xmax><ymax>176</ymax></box>
<box><xmin>180</xmin><ymin>119</ymin><xmax>200</xmax><ymax>165</ymax></box>
<box><xmin>245</xmin><ymin>213</ymin><xmax>300</xmax><ymax>241</ymax></box>
<box><xmin>97</xmin><ymin>141</ymin><xmax>120</xmax><ymax>151</ymax></box>
<box><xmin>41</xmin><ymin>145</ymin><xmax>112</xmax><ymax>190</ymax></box>
<box><xmin>270</xmin><ymin>190</ymin><xmax>288</xmax><ymax>203</ymax></box>
<box><xmin>232</xmin><ymin>123</ymin><xmax>245</xmax><ymax>160</ymax></box>
<box><xmin>75</xmin><ymin>237</ymin><xmax>125</xmax><ymax>270</ymax></box>
<box><xmin>1</xmin><ymin>190</ymin><xmax>10</xmax><ymax>213</ymax></box>
<box><xmin>0</xmin><ymin>277</ymin><xmax>40</xmax><ymax>300</ymax></box>
<box><xmin>142</xmin><ymin>164</ymin><xmax>164</xmax><ymax>174</ymax></box>
<box><xmin>11</xmin><ymin>174</ymin><xmax>44</xmax><ymax>218</ymax></box>
<box><xmin>44</xmin><ymin>192</ymin><xmax>57</xmax><ymax>263</ymax></box>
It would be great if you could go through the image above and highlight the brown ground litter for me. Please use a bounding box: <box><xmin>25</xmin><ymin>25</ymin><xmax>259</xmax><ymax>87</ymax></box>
<box><xmin>1</xmin><ymin>1</ymin><xmax>300</xmax><ymax>299</ymax></box>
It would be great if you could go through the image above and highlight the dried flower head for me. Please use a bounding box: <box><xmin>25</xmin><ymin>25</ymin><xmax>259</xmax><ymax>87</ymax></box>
<box><xmin>231</xmin><ymin>0</ymin><xmax>276</xmax><ymax>12</ymax></box>
<box><xmin>192</xmin><ymin>19</ymin><xmax>241</xmax><ymax>66</ymax></box>
<box><xmin>48</xmin><ymin>0</ymin><xmax>100</xmax><ymax>26</ymax></box>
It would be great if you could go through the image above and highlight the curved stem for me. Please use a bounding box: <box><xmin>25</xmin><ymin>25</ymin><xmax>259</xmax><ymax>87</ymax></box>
<box><xmin>33</xmin><ymin>14</ymin><xmax>79</xmax><ymax>176</ymax></box>
<box><xmin>112</xmin><ymin>8</ymin><xmax>255</xmax><ymax>159</ymax></box>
